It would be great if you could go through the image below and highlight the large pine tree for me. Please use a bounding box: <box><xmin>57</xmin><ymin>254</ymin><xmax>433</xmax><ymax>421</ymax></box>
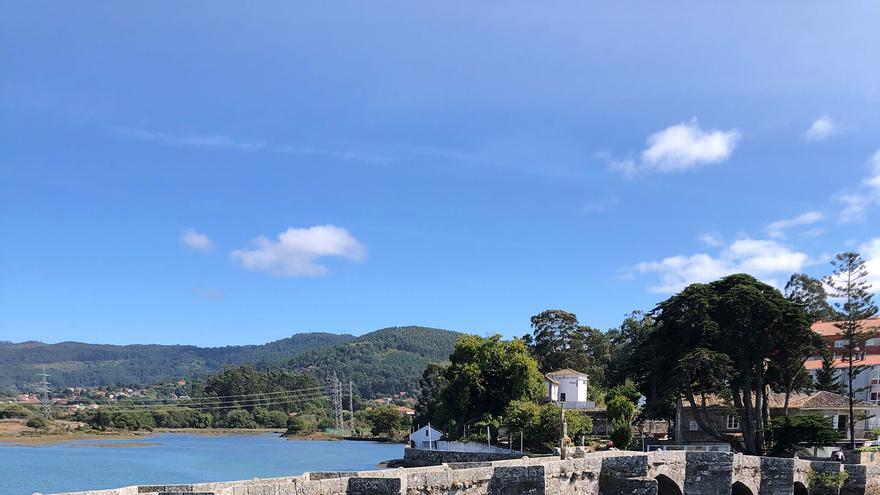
<box><xmin>823</xmin><ymin>253</ymin><xmax>879</xmax><ymax>449</ymax></box>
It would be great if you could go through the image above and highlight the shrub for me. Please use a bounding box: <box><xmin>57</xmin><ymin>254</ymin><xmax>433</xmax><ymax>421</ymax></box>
<box><xmin>26</xmin><ymin>417</ymin><xmax>49</xmax><ymax>430</ymax></box>
<box><xmin>808</xmin><ymin>468</ymin><xmax>848</xmax><ymax>492</ymax></box>
<box><xmin>609</xmin><ymin>417</ymin><xmax>633</xmax><ymax>450</ymax></box>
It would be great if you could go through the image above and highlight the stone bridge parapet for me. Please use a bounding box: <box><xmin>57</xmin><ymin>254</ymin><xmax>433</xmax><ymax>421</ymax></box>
<box><xmin>41</xmin><ymin>450</ymin><xmax>880</xmax><ymax>495</ymax></box>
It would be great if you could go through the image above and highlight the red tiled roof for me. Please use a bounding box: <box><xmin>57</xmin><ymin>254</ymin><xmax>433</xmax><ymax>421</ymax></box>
<box><xmin>680</xmin><ymin>391</ymin><xmax>874</xmax><ymax>410</ymax></box>
<box><xmin>811</xmin><ymin>316</ymin><xmax>880</xmax><ymax>337</ymax></box>
<box><xmin>804</xmin><ymin>354</ymin><xmax>880</xmax><ymax>370</ymax></box>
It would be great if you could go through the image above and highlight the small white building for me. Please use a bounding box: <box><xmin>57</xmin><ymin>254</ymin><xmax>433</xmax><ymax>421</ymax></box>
<box><xmin>544</xmin><ymin>368</ymin><xmax>596</xmax><ymax>410</ymax></box>
<box><xmin>409</xmin><ymin>424</ymin><xmax>443</xmax><ymax>449</ymax></box>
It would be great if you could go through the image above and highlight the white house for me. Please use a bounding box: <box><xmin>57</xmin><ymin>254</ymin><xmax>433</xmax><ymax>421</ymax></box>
<box><xmin>409</xmin><ymin>424</ymin><xmax>443</xmax><ymax>449</ymax></box>
<box><xmin>544</xmin><ymin>368</ymin><xmax>596</xmax><ymax>410</ymax></box>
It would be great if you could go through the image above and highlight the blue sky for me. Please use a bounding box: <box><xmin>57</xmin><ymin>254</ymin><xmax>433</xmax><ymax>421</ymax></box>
<box><xmin>2</xmin><ymin>2</ymin><xmax>879</xmax><ymax>346</ymax></box>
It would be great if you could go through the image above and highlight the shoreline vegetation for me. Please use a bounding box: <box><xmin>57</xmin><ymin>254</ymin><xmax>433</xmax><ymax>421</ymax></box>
<box><xmin>0</xmin><ymin>418</ymin><xmax>403</xmax><ymax>446</ymax></box>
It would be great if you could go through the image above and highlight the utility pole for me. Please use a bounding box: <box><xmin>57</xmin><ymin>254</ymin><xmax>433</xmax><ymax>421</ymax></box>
<box><xmin>558</xmin><ymin>402</ymin><xmax>567</xmax><ymax>460</ymax></box>
<box><xmin>332</xmin><ymin>371</ymin><xmax>344</xmax><ymax>431</ymax></box>
<box><xmin>35</xmin><ymin>367</ymin><xmax>52</xmax><ymax>420</ymax></box>
<box><xmin>348</xmin><ymin>380</ymin><xmax>355</xmax><ymax>436</ymax></box>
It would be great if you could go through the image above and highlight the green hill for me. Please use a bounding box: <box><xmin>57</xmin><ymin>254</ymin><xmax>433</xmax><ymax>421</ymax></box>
<box><xmin>287</xmin><ymin>326</ymin><xmax>463</xmax><ymax>397</ymax></box>
<box><xmin>0</xmin><ymin>333</ymin><xmax>354</xmax><ymax>389</ymax></box>
<box><xmin>0</xmin><ymin>326</ymin><xmax>463</xmax><ymax>396</ymax></box>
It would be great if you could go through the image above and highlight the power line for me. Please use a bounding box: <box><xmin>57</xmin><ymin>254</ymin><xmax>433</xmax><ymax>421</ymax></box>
<box><xmin>332</xmin><ymin>371</ymin><xmax>343</xmax><ymax>431</ymax></box>
<box><xmin>106</xmin><ymin>387</ymin><xmax>332</xmax><ymax>408</ymax></box>
<box><xmin>34</xmin><ymin>367</ymin><xmax>52</xmax><ymax>419</ymax></box>
<box><xmin>68</xmin><ymin>393</ymin><xmax>333</xmax><ymax>415</ymax></box>
<box><xmin>97</xmin><ymin>390</ymin><xmax>332</xmax><ymax>411</ymax></box>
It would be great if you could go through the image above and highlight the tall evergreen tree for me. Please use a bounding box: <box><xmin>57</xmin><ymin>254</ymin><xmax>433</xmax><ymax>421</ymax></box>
<box><xmin>823</xmin><ymin>252</ymin><xmax>879</xmax><ymax>449</ymax></box>
<box><xmin>814</xmin><ymin>346</ymin><xmax>842</xmax><ymax>394</ymax></box>
<box><xmin>784</xmin><ymin>273</ymin><xmax>837</xmax><ymax>323</ymax></box>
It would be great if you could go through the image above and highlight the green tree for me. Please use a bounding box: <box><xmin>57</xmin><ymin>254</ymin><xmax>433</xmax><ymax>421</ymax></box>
<box><xmin>434</xmin><ymin>335</ymin><xmax>543</xmax><ymax>438</ymax></box>
<box><xmin>785</xmin><ymin>273</ymin><xmax>837</xmax><ymax>323</ymax></box>
<box><xmin>504</xmin><ymin>400</ymin><xmax>592</xmax><ymax>452</ymax></box>
<box><xmin>824</xmin><ymin>252</ymin><xmax>879</xmax><ymax>449</ymax></box>
<box><xmin>770</xmin><ymin>414</ymin><xmax>844</xmax><ymax>457</ymax></box>
<box><xmin>365</xmin><ymin>405</ymin><xmax>405</xmax><ymax>437</ymax></box>
<box><xmin>413</xmin><ymin>363</ymin><xmax>446</xmax><ymax>427</ymax></box>
<box><xmin>224</xmin><ymin>408</ymin><xmax>257</xmax><ymax>429</ymax></box>
<box><xmin>527</xmin><ymin>310</ymin><xmax>611</xmax><ymax>389</ymax></box>
<box><xmin>629</xmin><ymin>274</ymin><xmax>820</xmax><ymax>455</ymax></box>
<box><xmin>286</xmin><ymin>415</ymin><xmax>315</xmax><ymax>435</ymax></box>
<box><xmin>26</xmin><ymin>416</ymin><xmax>49</xmax><ymax>430</ymax></box>
<box><xmin>606</xmin><ymin>311</ymin><xmax>655</xmax><ymax>387</ymax></box>
<box><xmin>814</xmin><ymin>346</ymin><xmax>843</xmax><ymax>394</ymax></box>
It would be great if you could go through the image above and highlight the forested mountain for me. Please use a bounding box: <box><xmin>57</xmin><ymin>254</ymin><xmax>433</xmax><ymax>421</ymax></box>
<box><xmin>0</xmin><ymin>333</ymin><xmax>353</xmax><ymax>389</ymax></box>
<box><xmin>0</xmin><ymin>326</ymin><xmax>463</xmax><ymax>396</ymax></box>
<box><xmin>287</xmin><ymin>326</ymin><xmax>463</xmax><ymax>397</ymax></box>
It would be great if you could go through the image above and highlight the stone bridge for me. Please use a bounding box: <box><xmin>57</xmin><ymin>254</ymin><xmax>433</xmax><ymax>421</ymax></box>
<box><xmin>43</xmin><ymin>450</ymin><xmax>880</xmax><ymax>495</ymax></box>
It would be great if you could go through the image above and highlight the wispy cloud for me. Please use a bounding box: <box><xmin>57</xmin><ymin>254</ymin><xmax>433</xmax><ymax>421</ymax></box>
<box><xmin>114</xmin><ymin>127</ymin><xmax>393</xmax><ymax>165</ymax></box>
<box><xmin>765</xmin><ymin>211</ymin><xmax>824</xmax><ymax>239</ymax></box>
<box><xmin>180</xmin><ymin>228</ymin><xmax>215</xmax><ymax>253</ymax></box>
<box><xmin>605</xmin><ymin>118</ymin><xmax>740</xmax><ymax>179</ymax></box>
<box><xmin>231</xmin><ymin>225</ymin><xmax>365</xmax><ymax>277</ymax></box>
<box><xmin>698</xmin><ymin>232</ymin><xmax>724</xmax><ymax>247</ymax></box>
<box><xmin>836</xmin><ymin>149</ymin><xmax>880</xmax><ymax>222</ymax></box>
<box><xmin>805</xmin><ymin>115</ymin><xmax>839</xmax><ymax>141</ymax></box>
<box><xmin>631</xmin><ymin>238</ymin><xmax>810</xmax><ymax>294</ymax></box>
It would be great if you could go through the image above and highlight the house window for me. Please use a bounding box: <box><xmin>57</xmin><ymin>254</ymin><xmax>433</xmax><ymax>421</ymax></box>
<box><xmin>726</xmin><ymin>415</ymin><xmax>740</xmax><ymax>430</ymax></box>
<box><xmin>689</xmin><ymin>420</ymin><xmax>699</xmax><ymax>431</ymax></box>
<box><xmin>870</xmin><ymin>392</ymin><xmax>879</xmax><ymax>404</ymax></box>
<box><xmin>837</xmin><ymin>415</ymin><xmax>848</xmax><ymax>431</ymax></box>
<box><xmin>834</xmin><ymin>340</ymin><xmax>847</xmax><ymax>348</ymax></box>
<box><xmin>560</xmin><ymin>393</ymin><xmax>566</xmax><ymax>402</ymax></box>
<box><xmin>866</xmin><ymin>338</ymin><xmax>880</xmax><ymax>346</ymax></box>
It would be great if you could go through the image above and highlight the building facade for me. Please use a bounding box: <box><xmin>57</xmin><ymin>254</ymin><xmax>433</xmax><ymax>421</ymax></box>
<box><xmin>544</xmin><ymin>368</ymin><xmax>596</xmax><ymax>410</ymax></box>
<box><xmin>805</xmin><ymin>316</ymin><xmax>880</xmax><ymax>429</ymax></box>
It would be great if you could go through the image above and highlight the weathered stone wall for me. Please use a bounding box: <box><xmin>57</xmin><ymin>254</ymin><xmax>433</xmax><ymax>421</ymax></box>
<box><xmin>403</xmin><ymin>447</ymin><xmax>526</xmax><ymax>466</ymax></box>
<box><xmin>41</xmin><ymin>450</ymin><xmax>880</xmax><ymax>495</ymax></box>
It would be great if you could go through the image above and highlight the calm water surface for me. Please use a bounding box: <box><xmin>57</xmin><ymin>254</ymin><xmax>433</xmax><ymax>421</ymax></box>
<box><xmin>0</xmin><ymin>433</ymin><xmax>402</xmax><ymax>495</ymax></box>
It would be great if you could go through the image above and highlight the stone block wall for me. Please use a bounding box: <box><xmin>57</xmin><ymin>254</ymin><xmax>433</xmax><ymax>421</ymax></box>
<box><xmin>42</xmin><ymin>450</ymin><xmax>880</xmax><ymax>495</ymax></box>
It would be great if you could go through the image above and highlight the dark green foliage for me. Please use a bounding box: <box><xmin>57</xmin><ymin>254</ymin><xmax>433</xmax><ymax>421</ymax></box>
<box><xmin>428</xmin><ymin>335</ymin><xmax>544</xmax><ymax>438</ymax></box>
<box><xmin>606</xmin><ymin>312</ymin><xmax>655</xmax><ymax>387</ymax></box>
<box><xmin>606</xmin><ymin>383</ymin><xmax>638</xmax><ymax>450</ymax></box>
<box><xmin>610</xmin><ymin>417</ymin><xmax>633</xmax><ymax>450</ymax></box>
<box><xmin>785</xmin><ymin>273</ymin><xmax>837</xmax><ymax>323</ymax></box>
<box><xmin>413</xmin><ymin>363</ymin><xmax>446</xmax><ymax>427</ymax></box>
<box><xmin>503</xmin><ymin>400</ymin><xmax>592</xmax><ymax>452</ymax></box>
<box><xmin>629</xmin><ymin>274</ymin><xmax>820</xmax><ymax>455</ymax></box>
<box><xmin>814</xmin><ymin>347</ymin><xmax>843</xmax><ymax>394</ymax></box>
<box><xmin>285</xmin><ymin>415</ymin><xmax>316</xmax><ymax>435</ymax></box>
<box><xmin>770</xmin><ymin>414</ymin><xmax>843</xmax><ymax>457</ymax></box>
<box><xmin>25</xmin><ymin>416</ymin><xmax>49</xmax><ymax>429</ymax></box>
<box><xmin>364</xmin><ymin>404</ymin><xmax>408</xmax><ymax>437</ymax></box>
<box><xmin>287</xmin><ymin>327</ymin><xmax>462</xmax><ymax>398</ymax></box>
<box><xmin>824</xmin><ymin>252</ymin><xmax>879</xmax><ymax>449</ymax></box>
<box><xmin>526</xmin><ymin>309</ymin><xmax>611</xmax><ymax>389</ymax></box>
<box><xmin>223</xmin><ymin>409</ymin><xmax>257</xmax><ymax>428</ymax></box>
<box><xmin>0</xmin><ymin>404</ymin><xmax>34</xmax><ymax>419</ymax></box>
<box><xmin>0</xmin><ymin>333</ymin><xmax>354</xmax><ymax>389</ymax></box>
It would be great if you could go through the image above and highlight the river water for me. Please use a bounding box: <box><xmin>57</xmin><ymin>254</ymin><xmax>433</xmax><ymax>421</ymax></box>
<box><xmin>0</xmin><ymin>433</ymin><xmax>403</xmax><ymax>495</ymax></box>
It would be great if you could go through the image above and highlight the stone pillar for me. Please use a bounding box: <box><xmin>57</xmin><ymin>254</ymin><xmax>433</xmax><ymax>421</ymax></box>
<box><xmin>759</xmin><ymin>457</ymin><xmax>796</xmax><ymax>495</ymax></box>
<box><xmin>684</xmin><ymin>451</ymin><xmax>733</xmax><ymax>495</ymax></box>
<box><xmin>347</xmin><ymin>477</ymin><xmax>403</xmax><ymax>495</ymax></box>
<box><xmin>487</xmin><ymin>465</ymin><xmax>546</xmax><ymax>495</ymax></box>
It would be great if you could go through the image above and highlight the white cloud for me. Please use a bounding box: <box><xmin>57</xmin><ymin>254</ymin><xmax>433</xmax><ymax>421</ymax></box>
<box><xmin>836</xmin><ymin>150</ymin><xmax>880</xmax><ymax>222</ymax></box>
<box><xmin>181</xmin><ymin>228</ymin><xmax>215</xmax><ymax>253</ymax></box>
<box><xmin>805</xmin><ymin>115</ymin><xmax>838</xmax><ymax>141</ymax></box>
<box><xmin>698</xmin><ymin>233</ymin><xmax>724</xmax><ymax>247</ymax></box>
<box><xmin>231</xmin><ymin>225</ymin><xmax>365</xmax><ymax>277</ymax></box>
<box><xmin>632</xmin><ymin>238</ymin><xmax>810</xmax><ymax>294</ymax></box>
<box><xmin>606</xmin><ymin>118</ymin><xmax>739</xmax><ymax>178</ymax></box>
<box><xmin>765</xmin><ymin>211</ymin><xmax>824</xmax><ymax>239</ymax></box>
<box><xmin>860</xmin><ymin>237</ymin><xmax>880</xmax><ymax>294</ymax></box>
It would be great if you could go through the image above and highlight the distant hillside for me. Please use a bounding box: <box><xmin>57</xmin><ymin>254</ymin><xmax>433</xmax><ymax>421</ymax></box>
<box><xmin>286</xmin><ymin>326</ymin><xmax>463</xmax><ymax>398</ymax></box>
<box><xmin>0</xmin><ymin>326</ymin><xmax>464</xmax><ymax>396</ymax></box>
<box><xmin>0</xmin><ymin>333</ymin><xmax>354</xmax><ymax>389</ymax></box>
